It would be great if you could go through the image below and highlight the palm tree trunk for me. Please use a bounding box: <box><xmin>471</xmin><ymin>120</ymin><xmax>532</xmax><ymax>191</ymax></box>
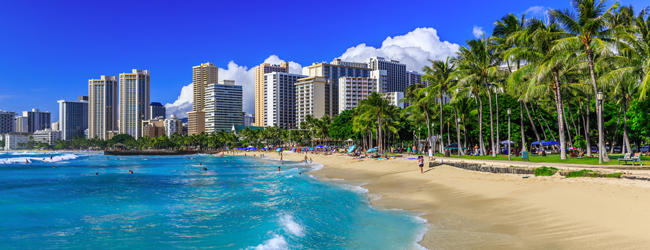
<box><xmin>463</xmin><ymin>119</ymin><xmax>468</xmax><ymax>151</ymax></box>
<box><xmin>495</xmin><ymin>91</ymin><xmax>500</xmax><ymax>156</ymax></box>
<box><xmin>453</xmin><ymin>104</ymin><xmax>465</xmax><ymax>155</ymax></box>
<box><xmin>623</xmin><ymin>97</ymin><xmax>632</xmax><ymax>154</ymax></box>
<box><xmin>484</xmin><ymin>78</ymin><xmax>496</xmax><ymax>157</ymax></box>
<box><xmin>531</xmin><ymin>102</ymin><xmax>548</xmax><ymax>140</ymax></box>
<box><xmin>535</xmin><ymin>102</ymin><xmax>556</xmax><ymax>141</ymax></box>
<box><xmin>439</xmin><ymin>94</ymin><xmax>444</xmax><ymax>153</ymax></box>
<box><xmin>425</xmin><ymin>114</ymin><xmax>432</xmax><ymax>153</ymax></box>
<box><xmin>475</xmin><ymin>94</ymin><xmax>487</xmax><ymax>155</ymax></box>
<box><xmin>609</xmin><ymin>105</ymin><xmax>622</xmax><ymax>154</ymax></box>
<box><xmin>584</xmin><ymin>96</ymin><xmax>592</xmax><ymax>157</ymax></box>
<box><xmin>586</xmin><ymin>49</ymin><xmax>608</xmax><ymax>162</ymax></box>
<box><xmin>563</xmin><ymin>107</ymin><xmax>573</xmax><ymax>147</ymax></box>
<box><xmin>447</xmin><ymin>123</ymin><xmax>451</xmax><ymax>145</ymax></box>
<box><xmin>520</xmin><ymin>100</ymin><xmax>527</xmax><ymax>152</ymax></box>
<box><xmin>524</xmin><ymin>101</ymin><xmax>542</xmax><ymax>152</ymax></box>
<box><xmin>566</xmin><ymin>101</ymin><xmax>579</xmax><ymax>138</ymax></box>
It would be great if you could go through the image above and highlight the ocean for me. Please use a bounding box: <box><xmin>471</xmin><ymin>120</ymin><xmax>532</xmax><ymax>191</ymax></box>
<box><xmin>0</xmin><ymin>152</ymin><xmax>426</xmax><ymax>249</ymax></box>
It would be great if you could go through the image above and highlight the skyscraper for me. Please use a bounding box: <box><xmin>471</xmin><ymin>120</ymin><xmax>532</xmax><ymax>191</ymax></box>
<box><xmin>14</xmin><ymin>116</ymin><xmax>27</xmax><ymax>133</ymax></box>
<box><xmin>58</xmin><ymin>98</ymin><xmax>88</xmax><ymax>140</ymax></box>
<box><xmin>306</xmin><ymin>59</ymin><xmax>369</xmax><ymax>117</ymax></box>
<box><xmin>0</xmin><ymin>111</ymin><xmax>15</xmax><ymax>134</ymax></box>
<box><xmin>22</xmin><ymin>109</ymin><xmax>51</xmax><ymax>133</ymax></box>
<box><xmin>205</xmin><ymin>80</ymin><xmax>243</xmax><ymax>132</ymax></box>
<box><xmin>295</xmin><ymin>76</ymin><xmax>329</xmax><ymax>126</ymax></box>
<box><xmin>89</xmin><ymin>75</ymin><xmax>118</xmax><ymax>140</ymax></box>
<box><xmin>150</xmin><ymin>102</ymin><xmax>166</xmax><ymax>119</ymax></box>
<box><xmin>254</xmin><ymin>62</ymin><xmax>289</xmax><ymax>127</ymax></box>
<box><xmin>264</xmin><ymin>72</ymin><xmax>305</xmax><ymax>129</ymax></box>
<box><xmin>119</xmin><ymin>69</ymin><xmax>150</xmax><ymax>138</ymax></box>
<box><xmin>187</xmin><ymin>111</ymin><xmax>205</xmax><ymax>135</ymax></box>
<box><xmin>366</xmin><ymin>57</ymin><xmax>407</xmax><ymax>92</ymax></box>
<box><xmin>192</xmin><ymin>62</ymin><xmax>218</xmax><ymax>112</ymax></box>
<box><xmin>338</xmin><ymin>70</ymin><xmax>387</xmax><ymax>113</ymax></box>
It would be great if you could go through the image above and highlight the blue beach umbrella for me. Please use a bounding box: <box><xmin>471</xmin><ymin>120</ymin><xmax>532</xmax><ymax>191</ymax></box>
<box><xmin>308</xmin><ymin>148</ymin><xmax>315</xmax><ymax>151</ymax></box>
<box><xmin>366</xmin><ymin>148</ymin><xmax>378</xmax><ymax>153</ymax></box>
<box><xmin>316</xmin><ymin>145</ymin><xmax>324</xmax><ymax>148</ymax></box>
<box><xmin>347</xmin><ymin>145</ymin><xmax>356</xmax><ymax>154</ymax></box>
<box><xmin>276</xmin><ymin>148</ymin><xmax>283</xmax><ymax>152</ymax></box>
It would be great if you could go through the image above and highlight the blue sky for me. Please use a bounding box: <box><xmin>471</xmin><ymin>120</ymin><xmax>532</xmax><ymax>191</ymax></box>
<box><xmin>0</xmin><ymin>0</ymin><xmax>645</xmax><ymax>121</ymax></box>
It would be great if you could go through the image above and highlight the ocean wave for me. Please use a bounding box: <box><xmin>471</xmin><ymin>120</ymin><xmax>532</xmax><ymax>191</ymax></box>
<box><xmin>279</xmin><ymin>214</ymin><xmax>304</xmax><ymax>237</ymax></box>
<box><xmin>0</xmin><ymin>154</ymin><xmax>78</xmax><ymax>164</ymax></box>
<box><xmin>310</xmin><ymin>163</ymin><xmax>324</xmax><ymax>171</ymax></box>
<box><xmin>0</xmin><ymin>158</ymin><xmax>32</xmax><ymax>164</ymax></box>
<box><xmin>40</xmin><ymin>154</ymin><xmax>79</xmax><ymax>163</ymax></box>
<box><xmin>343</xmin><ymin>184</ymin><xmax>369</xmax><ymax>194</ymax></box>
<box><xmin>246</xmin><ymin>234</ymin><xmax>287</xmax><ymax>250</ymax></box>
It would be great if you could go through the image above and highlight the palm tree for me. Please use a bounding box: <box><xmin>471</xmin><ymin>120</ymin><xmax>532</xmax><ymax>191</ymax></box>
<box><xmin>357</xmin><ymin>92</ymin><xmax>390</xmax><ymax>153</ymax></box>
<box><xmin>455</xmin><ymin>37</ymin><xmax>500</xmax><ymax>157</ymax></box>
<box><xmin>401</xmin><ymin>83</ymin><xmax>436</xmax><ymax>152</ymax></box>
<box><xmin>423</xmin><ymin>57</ymin><xmax>458</xmax><ymax>153</ymax></box>
<box><xmin>551</xmin><ymin>0</ymin><xmax>620</xmax><ymax>163</ymax></box>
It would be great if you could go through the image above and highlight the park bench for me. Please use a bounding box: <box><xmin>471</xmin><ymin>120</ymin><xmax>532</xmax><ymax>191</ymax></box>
<box><xmin>618</xmin><ymin>153</ymin><xmax>643</xmax><ymax>166</ymax></box>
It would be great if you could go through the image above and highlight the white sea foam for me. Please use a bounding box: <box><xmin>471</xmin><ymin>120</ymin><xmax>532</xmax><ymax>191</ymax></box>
<box><xmin>0</xmin><ymin>157</ymin><xmax>32</xmax><ymax>164</ymax></box>
<box><xmin>279</xmin><ymin>214</ymin><xmax>304</xmax><ymax>237</ymax></box>
<box><xmin>343</xmin><ymin>184</ymin><xmax>369</xmax><ymax>194</ymax></box>
<box><xmin>41</xmin><ymin>154</ymin><xmax>79</xmax><ymax>163</ymax></box>
<box><xmin>411</xmin><ymin>214</ymin><xmax>430</xmax><ymax>250</ymax></box>
<box><xmin>0</xmin><ymin>154</ymin><xmax>79</xmax><ymax>164</ymax></box>
<box><xmin>310</xmin><ymin>163</ymin><xmax>324</xmax><ymax>171</ymax></box>
<box><xmin>246</xmin><ymin>234</ymin><xmax>287</xmax><ymax>250</ymax></box>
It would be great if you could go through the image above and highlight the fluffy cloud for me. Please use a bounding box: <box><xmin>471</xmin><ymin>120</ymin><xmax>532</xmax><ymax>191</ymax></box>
<box><xmin>472</xmin><ymin>26</ymin><xmax>484</xmax><ymax>39</ymax></box>
<box><xmin>337</xmin><ymin>27</ymin><xmax>460</xmax><ymax>72</ymax></box>
<box><xmin>524</xmin><ymin>6</ymin><xmax>548</xmax><ymax>18</ymax></box>
<box><xmin>165</xmin><ymin>56</ymin><xmax>303</xmax><ymax>117</ymax></box>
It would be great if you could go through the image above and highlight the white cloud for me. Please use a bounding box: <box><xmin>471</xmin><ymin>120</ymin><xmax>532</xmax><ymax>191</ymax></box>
<box><xmin>164</xmin><ymin>56</ymin><xmax>303</xmax><ymax>117</ymax></box>
<box><xmin>164</xmin><ymin>83</ymin><xmax>193</xmax><ymax>118</ymax></box>
<box><xmin>472</xmin><ymin>26</ymin><xmax>484</xmax><ymax>39</ymax></box>
<box><xmin>337</xmin><ymin>27</ymin><xmax>460</xmax><ymax>72</ymax></box>
<box><xmin>524</xmin><ymin>6</ymin><xmax>548</xmax><ymax>18</ymax></box>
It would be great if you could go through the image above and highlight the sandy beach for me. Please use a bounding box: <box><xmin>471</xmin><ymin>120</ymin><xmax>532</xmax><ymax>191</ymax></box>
<box><xmin>243</xmin><ymin>151</ymin><xmax>650</xmax><ymax>249</ymax></box>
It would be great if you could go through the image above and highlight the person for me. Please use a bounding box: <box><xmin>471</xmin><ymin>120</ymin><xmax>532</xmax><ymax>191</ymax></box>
<box><xmin>95</xmin><ymin>173</ymin><xmax>98</xmax><ymax>175</ymax></box>
<box><xmin>202</xmin><ymin>167</ymin><xmax>207</xmax><ymax>171</ymax></box>
<box><xmin>25</xmin><ymin>159</ymin><xmax>29</xmax><ymax>164</ymax></box>
<box><xmin>418</xmin><ymin>156</ymin><xmax>424</xmax><ymax>173</ymax></box>
<box><xmin>199</xmin><ymin>163</ymin><xmax>202</xmax><ymax>166</ymax></box>
<box><xmin>278</xmin><ymin>166</ymin><xmax>281</xmax><ymax>172</ymax></box>
<box><xmin>428</xmin><ymin>148</ymin><xmax>433</xmax><ymax>161</ymax></box>
<box><xmin>280</xmin><ymin>155</ymin><xmax>283</xmax><ymax>161</ymax></box>
<box><xmin>50</xmin><ymin>155</ymin><xmax>53</xmax><ymax>160</ymax></box>
<box><xmin>52</xmin><ymin>166</ymin><xmax>57</xmax><ymax>168</ymax></box>
<box><xmin>299</xmin><ymin>172</ymin><xmax>302</xmax><ymax>175</ymax></box>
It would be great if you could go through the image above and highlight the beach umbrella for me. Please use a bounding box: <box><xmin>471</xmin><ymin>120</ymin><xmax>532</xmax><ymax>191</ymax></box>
<box><xmin>444</xmin><ymin>143</ymin><xmax>467</xmax><ymax>150</ymax></box>
<box><xmin>276</xmin><ymin>148</ymin><xmax>283</xmax><ymax>152</ymax></box>
<box><xmin>316</xmin><ymin>145</ymin><xmax>324</xmax><ymax>148</ymax></box>
<box><xmin>366</xmin><ymin>148</ymin><xmax>378</xmax><ymax>153</ymax></box>
<box><xmin>347</xmin><ymin>145</ymin><xmax>356</xmax><ymax>154</ymax></box>
<box><xmin>546</xmin><ymin>140</ymin><xmax>561</xmax><ymax>145</ymax></box>
<box><xmin>568</xmin><ymin>147</ymin><xmax>577</xmax><ymax>150</ymax></box>
<box><xmin>499</xmin><ymin>140</ymin><xmax>515</xmax><ymax>144</ymax></box>
<box><xmin>308</xmin><ymin>148</ymin><xmax>315</xmax><ymax>151</ymax></box>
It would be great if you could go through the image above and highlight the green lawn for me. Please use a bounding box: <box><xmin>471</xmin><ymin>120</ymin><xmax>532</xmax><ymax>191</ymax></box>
<box><xmin>431</xmin><ymin>153</ymin><xmax>648</xmax><ymax>166</ymax></box>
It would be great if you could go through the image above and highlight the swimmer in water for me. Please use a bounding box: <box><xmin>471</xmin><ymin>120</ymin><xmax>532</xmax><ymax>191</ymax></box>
<box><xmin>281</xmin><ymin>162</ymin><xmax>284</xmax><ymax>165</ymax></box>
<box><xmin>199</xmin><ymin>163</ymin><xmax>202</xmax><ymax>166</ymax></box>
<box><xmin>95</xmin><ymin>173</ymin><xmax>98</xmax><ymax>175</ymax></box>
<box><xmin>299</xmin><ymin>172</ymin><xmax>302</xmax><ymax>175</ymax></box>
<box><xmin>25</xmin><ymin>159</ymin><xmax>29</xmax><ymax>164</ymax></box>
<box><xmin>278</xmin><ymin>166</ymin><xmax>281</xmax><ymax>172</ymax></box>
<box><xmin>202</xmin><ymin>167</ymin><xmax>207</xmax><ymax>171</ymax></box>
<box><xmin>52</xmin><ymin>166</ymin><xmax>58</xmax><ymax>168</ymax></box>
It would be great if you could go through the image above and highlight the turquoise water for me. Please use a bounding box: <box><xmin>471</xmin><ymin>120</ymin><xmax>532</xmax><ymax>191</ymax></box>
<box><xmin>0</xmin><ymin>152</ymin><xmax>426</xmax><ymax>249</ymax></box>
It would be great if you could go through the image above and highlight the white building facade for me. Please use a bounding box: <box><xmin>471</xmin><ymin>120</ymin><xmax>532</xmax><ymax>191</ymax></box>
<box><xmin>383</xmin><ymin>92</ymin><xmax>406</xmax><ymax>109</ymax></box>
<box><xmin>164</xmin><ymin>114</ymin><xmax>183</xmax><ymax>137</ymax></box>
<box><xmin>366</xmin><ymin>57</ymin><xmax>407</xmax><ymax>93</ymax></box>
<box><xmin>33</xmin><ymin>129</ymin><xmax>61</xmax><ymax>145</ymax></box>
<box><xmin>338</xmin><ymin>70</ymin><xmax>387</xmax><ymax>113</ymax></box>
<box><xmin>4</xmin><ymin>133</ymin><xmax>30</xmax><ymax>150</ymax></box>
<box><xmin>119</xmin><ymin>69</ymin><xmax>150</xmax><ymax>138</ymax></box>
<box><xmin>89</xmin><ymin>75</ymin><xmax>118</xmax><ymax>140</ymax></box>
<box><xmin>264</xmin><ymin>72</ymin><xmax>306</xmax><ymax>129</ymax></box>
<box><xmin>204</xmin><ymin>80</ymin><xmax>243</xmax><ymax>132</ymax></box>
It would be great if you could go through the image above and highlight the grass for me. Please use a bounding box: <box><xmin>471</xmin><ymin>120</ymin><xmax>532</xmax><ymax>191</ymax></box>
<box><xmin>434</xmin><ymin>153</ymin><xmax>648</xmax><ymax>166</ymax></box>
<box><xmin>534</xmin><ymin>166</ymin><xmax>558</xmax><ymax>176</ymax></box>
<box><xmin>565</xmin><ymin>169</ymin><xmax>623</xmax><ymax>178</ymax></box>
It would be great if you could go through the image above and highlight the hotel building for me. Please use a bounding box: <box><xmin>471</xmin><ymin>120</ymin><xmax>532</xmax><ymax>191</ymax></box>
<box><xmin>142</xmin><ymin>118</ymin><xmax>165</xmax><ymax>138</ymax></box>
<box><xmin>119</xmin><ymin>69</ymin><xmax>150</xmax><ymax>138</ymax></box>
<box><xmin>15</xmin><ymin>116</ymin><xmax>27</xmax><ymax>133</ymax></box>
<box><xmin>406</xmin><ymin>70</ymin><xmax>429</xmax><ymax>87</ymax></box>
<box><xmin>150</xmin><ymin>102</ymin><xmax>166</xmax><ymax>119</ymax></box>
<box><xmin>187</xmin><ymin>111</ymin><xmax>205</xmax><ymax>135</ymax></box>
<box><xmin>58</xmin><ymin>97</ymin><xmax>88</xmax><ymax>140</ymax></box>
<box><xmin>22</xmin><ymin>109</ymin><xmax>51</xmax><ymax>133</ymax></box>
<box><xmin>164</xmin><ymin>114</ymin><xmax>183</xmax><ymax>137</ymax></box>
<box><xmin>254</xmin><ymin>62</ymin><xmax>289</xmax><ymax>127</ymax></box>
<box><xmin>306</xmin><ymin>59</ymin><xmax>370</xmax><ymax>116</ymax></box>
<box><xmin>338</xmin><ymin>70</ymin><xmax>387</xmax><ymax>113</ymax></box>
<box><xmin>4</xmin><ymin>132</ymin><xmax>30</xmax><ymax>150</ymax></box>
<box><xmin>0</xmin><ymin>111</ymin><xmax>15</xmax><ymax>134</ymax></box>
<box><xmin>383</xmin><ymin>92</ymin><xmax>406</xmax><ymax>109</ymax></box>
<box><xmin>366</xmin><ymin>57</ymin><xmax>407</xmax><ymax>92</ymax></box>
<box><xmin>205</xmin><ymin>80</ymin><xmax>243</xmax><ymax>132</ymax></box>
<box><xmin>243</xmin><ymin>114</ymin><xmax>255</xmax><ymax>126</ymax></box>
<box><xmin>88</xmin><ymin>75</ymin><xmax>118</xmax><ymax>140</ymax></box>
<box><xmin>192</xmin><ymin>62</ymin><xmax>218</xmax><ymax>112</ymax></box>
<box><xmin>295</xmin><ymin>76</ymin><xmax>329</xmax><ymax>126</ymax></box>
<box><xmin>33</xmin><ymin>129</ymin><xmax>61</xmax><ymax>145</ymax></box>
<box><xmin>264</xmin><ymin>72</ymin><xmax>306</xmax><ymax>129</ymax></box>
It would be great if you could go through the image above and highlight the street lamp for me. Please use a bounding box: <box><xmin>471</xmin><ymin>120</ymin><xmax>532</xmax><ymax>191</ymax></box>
<box><xmin>597</xmin><ymin>92</ymin><xmax>604</xmax><ymax>164</ymax></box>
<box><xmin>507</xmin><ymin>108</ymin><xmax>511</xmax><ymax>161</ymax></box>
<box><xmin>457</xmin><ymin>117</ymin><xmax>462</xmax><ymax>157</ymax></box>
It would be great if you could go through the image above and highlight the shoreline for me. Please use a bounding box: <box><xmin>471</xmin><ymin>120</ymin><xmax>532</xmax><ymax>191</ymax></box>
<box><xmin>243</xmin><ymin>151</ymin><xmax>650</xmax><ymax>249</ymax></box>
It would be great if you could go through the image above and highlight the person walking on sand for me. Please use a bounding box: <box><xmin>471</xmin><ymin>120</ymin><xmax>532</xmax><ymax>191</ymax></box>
<box><xmin>428</xmin><ymin>148</ymin><xmax>433</xmax><ymax>161</ymax></box>
<box><xmin>418</xmin><ymin>156</ymin><xmax>424</xmax><ymax>173</ymax></box>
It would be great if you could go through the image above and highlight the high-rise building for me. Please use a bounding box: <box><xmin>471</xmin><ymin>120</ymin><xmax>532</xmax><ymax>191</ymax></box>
<box><xmin>164</xmin><ymin>114</ymin><xmax>183</xmax><ymax>137</ymax></box>
<box><xmin>21</xmin><ymin>109</ymin><xmax>51</xmax><ymax>133</ymax></box>
<box><xmin>254</xmin><ymin>62</ymin><xmax>289</xmax><ymax>127</ymax></box>
<box><xmin>58</xmin><ymin>98</ymin><xmax>88</xmax><ymax>140</ymax></box>
<box><xmin>366</xmin><ymin>57</ymin><xmax>407</xmax><ymax>92</ymax></box>
<box><xmin>33</xmin><ymin>129</ymin><xmax>61</xmax><ymax>145</ymax></box>
<box><xmin>89</xmin><ymin>75</ymin><xmax>118</xmax><ymax>140</ymax></box>
<box><xmin>306</xmin><ymin>59</ymin><xmax>370</xmax><ymax>116</ymax></box>
<box><xmin>406</xmin><ymin>70</ymin><xmax>429</xmax><ymax>87</ymax></box>
<box><xmin>150</xmin><ymin>102</ymin><xmax>166</xmax><ymax>119</ymax></box>
<box><xmin>383</xmin><ymin>92</ymin><xmax>406</xmax><ymax>109</ymax></box>
<box><xmin>264</xmin><ymin>72</ymin><xmax>305</xmax><ymax>129</ymax></box>
<box><xmin>205</xmin><ymin>80</ymin><xmax>243</xmax><ymax>132</ymax></box>
<box><xmin>338</xmin><ymin>70</ymin><xmax>387</xmax><ymax>113</ymax></box>
<box><xmin>51</xmin><ymin>121</ymin><xmax>60</xmax><ymax>131</ymax></box>
<box><xmin>142</xmin><ymin>118</ymin><xmax>165</xmax><ymax>138</ymax></box>
<box><xmin>119</xmin><ymin>69</ymin><xmax>150</xmax><ymax>138</ymax></box>
<box><xmin>243</xmin><ymin>114</ymin><xmax>255</xmax><ymax>126</ymax></box>
<box><xmin>15</xmin><ymin>116</ymin><xmax>28</xmax><ymax>133</ymax></box>
<box><xmin>192</xmin><ymin>62</ymin><xmax>218</xmax><ymax>112</ymax></box>
<box><xmin>187</xmin><ymin>111</ymin><xmax>205</xmax><ymax>135</ymax></box>
<box><xmin>295</xmin><ymin>76</ymin><xmax>329</xmax><ymax>127</ymax></box>
<box><xmin>0</xmin><ymin>111</ymin><xmax>15</xmax><ymax>134</ymax></box>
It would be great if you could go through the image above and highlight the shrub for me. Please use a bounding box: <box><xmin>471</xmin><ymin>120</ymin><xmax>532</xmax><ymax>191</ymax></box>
<box><xmin>534</xmin><ymin>166</ymin><xmax>558</xmax><ymax>176</ymax></box>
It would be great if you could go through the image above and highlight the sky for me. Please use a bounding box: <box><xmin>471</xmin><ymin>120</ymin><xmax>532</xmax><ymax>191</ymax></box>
<box><xmin>0</xmin><ymin>0</ymin><xmax>646</xmax><ymax>121</ymax></box>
